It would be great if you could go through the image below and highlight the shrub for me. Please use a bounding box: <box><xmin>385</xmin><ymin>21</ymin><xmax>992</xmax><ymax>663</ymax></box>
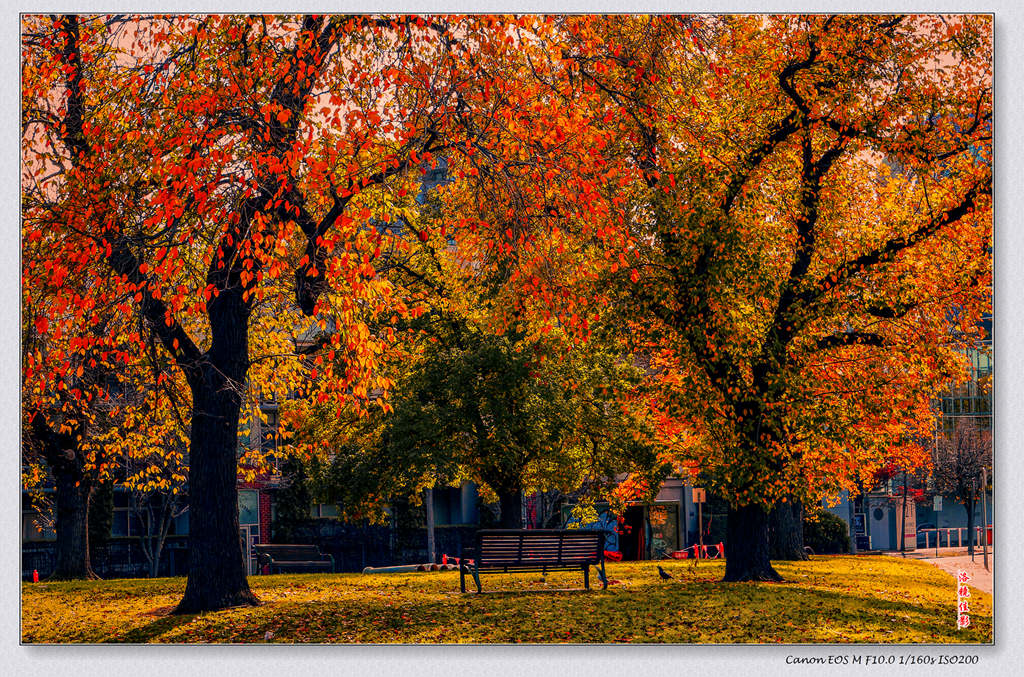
<box><xmin>804</xmin><ymin>509</ymin><xmax>851</xmax><ymax>554</ymax></box>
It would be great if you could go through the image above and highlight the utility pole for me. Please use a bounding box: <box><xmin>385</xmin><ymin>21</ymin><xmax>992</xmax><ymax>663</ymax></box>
<box><xmin>981</xmin><ymin>466</ymin><xmax>989</xmax><ymax>571</ymax></box>
<box><xmin>424</xmin><ymin>487</ymin><xmax>436</xmax><ymax>564</ymax></box>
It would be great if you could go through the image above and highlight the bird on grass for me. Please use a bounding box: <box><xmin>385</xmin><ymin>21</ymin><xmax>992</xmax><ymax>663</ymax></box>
<box><xmin>657</xmin><ymin>565</ymin><xmax>675</xmax><ymax>581</ymax></box>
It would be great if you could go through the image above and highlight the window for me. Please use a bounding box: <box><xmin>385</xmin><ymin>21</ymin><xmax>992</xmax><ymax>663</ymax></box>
<box><xmin>432</xmin><ymin>487</ymin><xmax>468</xmax><ymax>525</ymax></box>
<box><xmin>310</xmin><ymin>503</ymin><xmax>340</xmax><ymax>519</ymax></box>
<box><xmin>112</xmin><ymin>490</ymin><xmax>134</xmax><ymax>537</ymax></box>
<box><xmin>239</xmin><ymin>490</ymin><xmax>260</xmax><ymax>527</ymax></box>
<box><xmin>172</xmin><ymin>510</ymin><xmax>189</xmax><ymax>535</ymax></box>
<box><xmin>22</xmin><ymin>512</ymin><xmax>55</xmax><ymax>542</ymax></box>
<box><xmin>260</xmin><ymin>406</ymin><xmax>279</xmax><ymax>455</ymax></box>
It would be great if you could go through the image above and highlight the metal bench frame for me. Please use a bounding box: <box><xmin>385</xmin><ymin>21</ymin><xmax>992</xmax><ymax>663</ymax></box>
<box><xmin>459</xmin><ymin>529</ymin><xmax>607</xmax><ymax>593</ymax></box>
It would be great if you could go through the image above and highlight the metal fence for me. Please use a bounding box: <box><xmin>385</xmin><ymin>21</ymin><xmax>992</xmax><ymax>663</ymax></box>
<box><xmin>917</xmin><ymin>525</ymin><xmax>992</xmax><ymax>549</ymax></box>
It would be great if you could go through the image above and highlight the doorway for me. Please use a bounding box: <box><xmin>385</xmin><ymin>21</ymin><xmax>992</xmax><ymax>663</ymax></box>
<box><xmin>239</xmin><ymin>525</ymin><xmax>258</xmax><ymax>575</ymax></box>
<box><xmin>619</xmin><ymin>505</ymin><xmax>646</xmax><ymax>560</ymax></box>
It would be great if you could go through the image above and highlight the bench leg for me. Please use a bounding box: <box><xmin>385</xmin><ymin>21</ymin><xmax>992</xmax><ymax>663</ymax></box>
<box><xmin>583</xmin><ymin>565</ymin><xmax>590</xmax><ymax>590</ymax></box>
<box><xmin>472</xmin><ymin>567</ymin><xmax>482</xmax><ymax>594</ymax></box>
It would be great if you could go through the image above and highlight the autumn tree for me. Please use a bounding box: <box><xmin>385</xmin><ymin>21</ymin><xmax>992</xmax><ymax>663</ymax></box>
<box><xmin>22</xmin><ymin>13</ymin><xmax>992</xmax><ymax>602</ymax></box>
<box><xmin>100</xmin><ymin>383</ymin><xmax>191</xmax><ymax>578</ymax></box>
<box><xmin>436</xmin><ymin>15</ymin><xmax>991</xmax><ymax>581</ymax></box>
<box><xmin>22</xmin><ymin>242</ymin><xmax>192</xmax><ymax>581</ymax></box>
<box><xmin>933</xmin><ymin>420</ymin><xmax>991</xmax><ymax>557</ymax></box>
<box><xmin>21</xmin><ymin>14</ymin><xmax>574</xmax><ymax>611</ymax></box>
<box><xmin>21</xmin><ymin>414</ymin><xmax>102</xmax><ymax>580</ymax></box>
<box><xmin>22</xmin><ymin>15</ymin><xmax>135</xmax><ymax>580</ymax></box>
<box><xmin>21</xmin><ymin>220</ymin><xmax>146</xmax><ymax>580</ymax></box>
<box><xmin>590</xmin><ymin>15</ymin><xmax>991</xmax><ymax>580</ymax></box>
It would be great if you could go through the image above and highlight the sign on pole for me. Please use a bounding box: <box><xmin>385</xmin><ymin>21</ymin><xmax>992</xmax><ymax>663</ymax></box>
<box><xmin>933</xmin><ymin>495</ymin><xmax>942</xmax><ymax>512</ymax></box>
<box><xmin>692</xmin><ymin>488</ymin><xmax>706</xmax><ymax>503</ymax></box>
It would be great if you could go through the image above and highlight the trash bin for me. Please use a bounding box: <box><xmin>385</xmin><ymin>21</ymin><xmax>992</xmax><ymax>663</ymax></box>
<box><xmin>986</xmin><ymin>526</ymin><xmax>992</xmax><ymax>545</ymax></box>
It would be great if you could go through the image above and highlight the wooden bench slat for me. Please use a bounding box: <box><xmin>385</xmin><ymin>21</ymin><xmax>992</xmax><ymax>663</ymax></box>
<box><xmin>462</xmin><ymin>529</ymin><xmax>606</xmax><ymax>593</ymax></box>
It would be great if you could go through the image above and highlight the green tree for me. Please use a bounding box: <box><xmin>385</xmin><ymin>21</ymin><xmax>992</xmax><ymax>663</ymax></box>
<box><xmin>285</xmin><ymin>318</ymin><xmax>667</xmax><ymax>530</ymax></box>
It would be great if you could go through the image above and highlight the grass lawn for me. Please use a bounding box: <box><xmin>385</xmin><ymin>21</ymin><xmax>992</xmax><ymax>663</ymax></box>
<box><xmin>20</xmin><ymin>556</ymin><xmax>991</xmax><ymax>644</ymax></box>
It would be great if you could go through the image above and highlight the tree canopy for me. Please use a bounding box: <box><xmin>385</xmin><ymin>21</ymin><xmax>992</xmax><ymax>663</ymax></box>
<box><xmin>22</xmin><ymin>14</ymin><xmax>991</xmax><ymax>597</ymax></box>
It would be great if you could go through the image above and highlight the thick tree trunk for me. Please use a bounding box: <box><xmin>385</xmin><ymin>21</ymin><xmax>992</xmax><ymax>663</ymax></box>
<box><xmin>769</xmin><ymin>497</ymin><xmax>808</xmax><ymax>560</ymax></box>
<box><xmin>723</xmin><ymin>503</ymin><xmax>783</xmax><ymax>582</ymax></box>
<box><xmin>50</xmin><ymin>470</ymin><xmax>97</xmax><ymax>580</ymax></box>
<box><xmin>89</xmin><ymin>479</ymin><xmax>113</xmax><ymax>563</ymax></box>
<box><xmin>498</xmin><ymin>488</ymin><xmax>524</xmax><ymax>529</ymax></box>
<box><xmin>175</xmin><ymin>290</ymin><xmax>258</xmax><ymax>613</ymax></box>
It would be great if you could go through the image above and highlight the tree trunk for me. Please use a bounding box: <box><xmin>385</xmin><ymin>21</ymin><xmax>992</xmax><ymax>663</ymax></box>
<box><xmin>142</xmin><ymin>501</ymin><xmax>173</xmax><ymax>578</ymax></box>
<box><xmin>28</xmin><ymin>414</ymin><xmax>98</xmax><ymax>580</ymax></box>
<box><xmin>498</xmin><ymin>488</ymin><xmax>524</xmax><ymax>529</ymax></box>
<box><xmin>151</xmin><ymin>505</ymin><xmax>170</xmax><ymax>578</ymax></box>
<box><xmin>174</xmin><ymin>290</ymin><xmax>258</xmax><ymax>613</ymax></box>
<box><xmin>723</xmin><ymin>503</ymin><xmax>783</xmax><ymax>582</ymax></box>
<box><xmin>769</xmin><ymin>497</ymin><xmax>808</xmax><ymax>560</ymax></box>
<box><xmin>965</xmin><ymin>495</ymin><xmax>976</xmax><ymax>557</ymax></box>
<box><xmin>900</xmin><ymin>473</ymin><xmax>909</xmax><ymax>555</ymax></box>
<box><xmin>89</xmin><ymin>479</ymin><xmax>113</xmax><ymax>564</ymax></box>
<box><xmin>50</xmin><ymin>469</ymin><xmax>97</xmax><ymax>580</ymax></box>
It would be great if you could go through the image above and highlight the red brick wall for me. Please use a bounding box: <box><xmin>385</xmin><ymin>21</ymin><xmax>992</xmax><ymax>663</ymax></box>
<box><xmin>258</xmin><ymin>491</ymin><xmax>272</xmax><ymax>574</ymax></box>
<box><xmin>259</xmin><ymin>491</ymin><xmax>272</xmax><ymax>540</ymax></box>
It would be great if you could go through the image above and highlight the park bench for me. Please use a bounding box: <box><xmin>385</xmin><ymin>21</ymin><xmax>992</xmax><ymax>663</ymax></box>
<box><xmin>253</xmin><ymin>544</ymin><xmax>334</xmax><ymax>574</ymax></box>
<box><xmin>459</xmin><ymin>529</ymin><xmax>607</xmax><ymax>593</ymax></box>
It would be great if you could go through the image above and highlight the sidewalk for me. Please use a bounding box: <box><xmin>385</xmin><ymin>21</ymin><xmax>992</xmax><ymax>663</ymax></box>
<box><xmin>884</xmin><ymin>548</ymin><xmax>993</xmax><ymax>594</ymax></box>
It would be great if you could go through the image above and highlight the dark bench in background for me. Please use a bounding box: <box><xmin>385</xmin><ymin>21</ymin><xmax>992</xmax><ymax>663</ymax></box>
<box><xmin>460</xmin><ymin>529</ymin><xmax>607</xmax><ymax>593</ymax></box>
<box><xmin>254</xmin><ymin>544</ymin><xmax>334</xmax><ymax>574</ymax></box>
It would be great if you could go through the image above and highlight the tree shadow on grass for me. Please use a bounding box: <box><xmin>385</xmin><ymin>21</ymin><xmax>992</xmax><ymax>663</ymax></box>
<box><xmin>107</xmin><ymin>613</ymin><xmax>196</xmax><ymax>643</ymax></box>
<box><xmin>126</xmin><ymin>578</ymin><xmax>988</xmax><ymax>644</ymax></box>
